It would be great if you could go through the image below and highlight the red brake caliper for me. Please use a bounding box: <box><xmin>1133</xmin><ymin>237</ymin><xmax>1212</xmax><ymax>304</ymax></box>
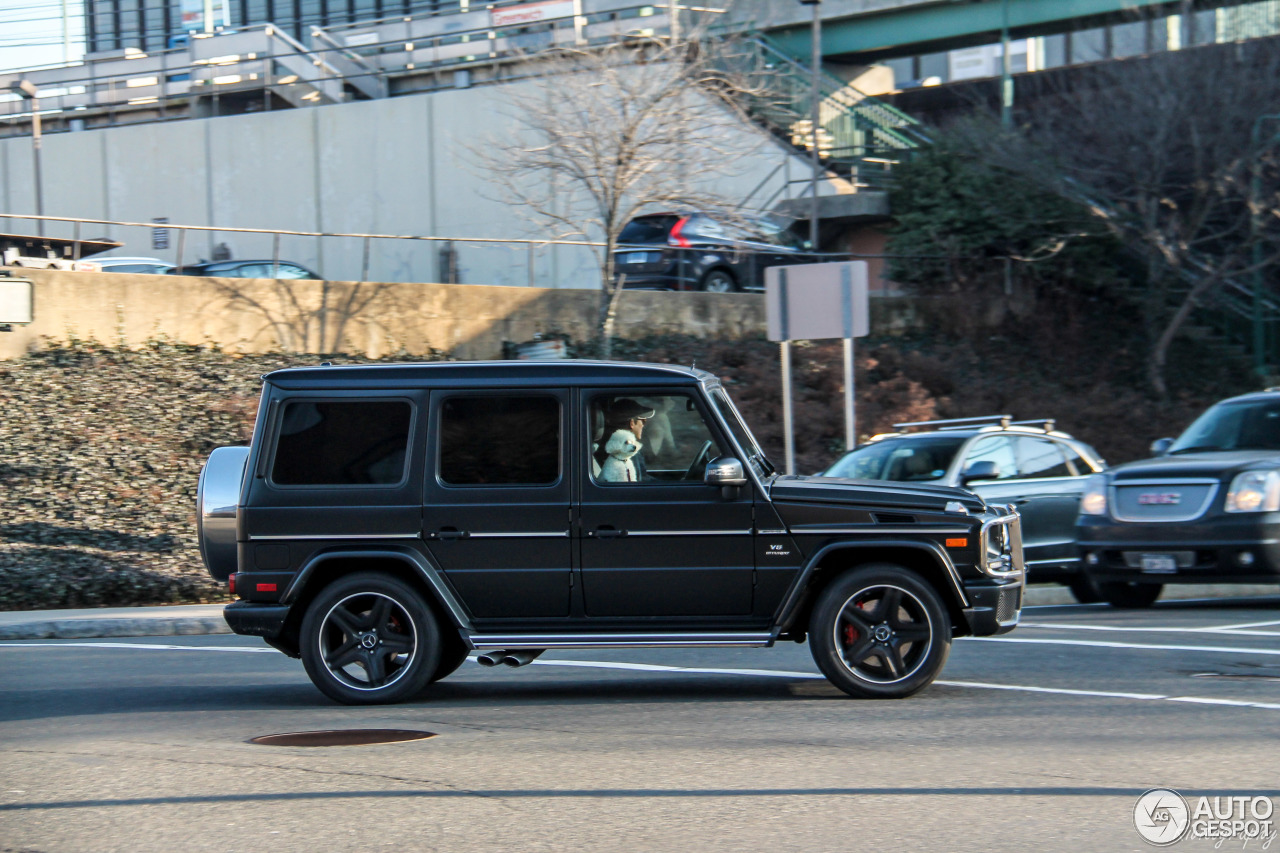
<box><xmin>844</xmin><ymin>624</ymin><xmax>858</xmax><ymax>645</ymax></box>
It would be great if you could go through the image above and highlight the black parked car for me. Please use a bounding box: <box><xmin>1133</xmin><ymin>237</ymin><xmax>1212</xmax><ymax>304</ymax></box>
<box><xmin>198</xmin><ymin>361</ymin><xmax>1024</xmax><ymax>704</ymax></box>
<box><xmin>173</xmin><ymin>260</ymin><xmax>320</xmax><ymax>279</ymax></box>
<box><xmin>1078</xmin><ymin>389</ymin><xmax>1280</xmax><ymax>608</ymax></box>
<box><xmin>613</xmin><ymin>212</ymin><xmax>818</xmax><ymax>293</ymax></box>
<box><xmin>819</xmin><ymin>416</ymin><xmax>1106</xmax><ymax>603</ymax></box>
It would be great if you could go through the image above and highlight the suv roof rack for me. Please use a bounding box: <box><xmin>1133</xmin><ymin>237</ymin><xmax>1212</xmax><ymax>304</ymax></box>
<box><xmin>892</xmin><ymin>415</ymin><xmax>1013</xmax><ymax>431</ymax></box>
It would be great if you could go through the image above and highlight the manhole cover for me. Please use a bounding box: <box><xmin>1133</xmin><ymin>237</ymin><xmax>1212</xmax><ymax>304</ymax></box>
<box><xmin>250</xmin><ymin>729</ymin><xmax>436</xmax><ymax>747</ymax></box>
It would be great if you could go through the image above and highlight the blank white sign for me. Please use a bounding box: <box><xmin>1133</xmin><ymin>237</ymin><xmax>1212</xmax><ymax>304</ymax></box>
<box><xmin>0</xmin><ymin>277</ymin><xmax>33</xmax><ymax>324</ymax></box>
<box><xmin>765</xmin><ymin>261</ymin><xmax>868</xmax><ymax>342</ymax></box>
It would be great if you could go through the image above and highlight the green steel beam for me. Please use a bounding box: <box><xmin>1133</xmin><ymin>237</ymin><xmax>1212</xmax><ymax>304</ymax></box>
<box><xmin>767</xmin><ymin>0</ymin><xmax>1178</xmax><ymax>58</ymax></box>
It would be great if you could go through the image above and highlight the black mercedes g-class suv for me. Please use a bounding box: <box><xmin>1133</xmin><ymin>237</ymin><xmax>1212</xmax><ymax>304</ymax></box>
<box><xmin>198</xmin><ymin>361</ymin><xmax>1024</xmax><ymax>704</ymax></box>
<box><xmin>1078</xmin><ymin>389</ymin><xmax>1280</xmax><ymax>607</ymax></box>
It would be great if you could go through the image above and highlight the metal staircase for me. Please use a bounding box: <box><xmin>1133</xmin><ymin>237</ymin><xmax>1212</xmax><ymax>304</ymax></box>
<box><xmin>710</xmin><ymin>34</ymin><xmax>928</xmax><ymax>197</ymax></box>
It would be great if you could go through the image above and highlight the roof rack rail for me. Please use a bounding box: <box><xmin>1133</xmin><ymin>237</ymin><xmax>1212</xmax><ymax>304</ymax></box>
<box><xmin>892</xmin><ymin>414</ymin><xmax>1013</xmax><ymax>431</ymax></box>
<box><xmin>1009</xmin><ymin>418</ymin><xmax>1056</xmax><ymax>433</ymax></box>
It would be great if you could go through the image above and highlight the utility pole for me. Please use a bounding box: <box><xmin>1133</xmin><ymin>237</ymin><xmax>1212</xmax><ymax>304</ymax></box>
<box><xmin>1251</xmin><ymin>114</ymin><xmax>1280</xmax><ymax>378</ymax></box>
<box><xmin>1001</xmin><ymin>0</ymin><xmax>1013</xmax><ymax>127</ymax></box>
<box><xmin>10</xmin><ymin>81</ymin><xmax>44</xmax><ymax>237</ymax></box>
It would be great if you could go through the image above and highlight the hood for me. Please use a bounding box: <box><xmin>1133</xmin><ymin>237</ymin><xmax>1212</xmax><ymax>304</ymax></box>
<box><xmin>1111</xmin><ymin>450</ymin><xmax>1280</xmax><ymax>481</ymax></box>
<box><xmin>768</xmin><ymin>475</ymin><xmax>985</xmax><ymax>513</ymax></box>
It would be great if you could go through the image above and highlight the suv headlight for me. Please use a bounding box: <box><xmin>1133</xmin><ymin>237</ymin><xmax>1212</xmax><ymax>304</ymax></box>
<box><xmin>1079</xmin><ymin>475</ymin><xmax>1108</xmax><ymax>516</ymax></box>
<box><xmin>1225</xmin><ymin>470</ymin><xmax>1280</xmax><ymax>513</ymax></box>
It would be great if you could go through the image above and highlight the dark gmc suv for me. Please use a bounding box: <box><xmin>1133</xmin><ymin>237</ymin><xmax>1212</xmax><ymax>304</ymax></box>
<box><xmin>1078</xmin><ymin>389</ymin><xmax>1280</xmax><ymax>607</ymax></box>
<box><xmin>198</xmin><ymin>361</ymin><xmax>1024</xmax><ymax>705</ymax></box>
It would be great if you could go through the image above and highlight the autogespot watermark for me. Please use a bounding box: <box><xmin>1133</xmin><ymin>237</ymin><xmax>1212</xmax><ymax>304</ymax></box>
<box><xmin>1134</xmin><ymin>789</ymin><xmax>1277</xmax><ymax>847</ymax></box>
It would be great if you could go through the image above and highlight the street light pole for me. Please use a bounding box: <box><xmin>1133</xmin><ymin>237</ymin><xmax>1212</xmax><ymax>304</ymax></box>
<box><xmin>10</xmin><ymin>80</ymin><xmax>44</xmax><ymax>237</ymax></box>
<box><xmin>1251</xmin><ymin>114</ymin><xmax>1280</xmax><ymax>379</ymax></box>
<box><xmin>1001</xmin><ymin>0</ymin><xmax>1013</xmax><ymax>127</ymax></box>
<box><xmin>800</xmin><ymin>0</ymin><xmax>821</xmax><ymax>252</ymax></box>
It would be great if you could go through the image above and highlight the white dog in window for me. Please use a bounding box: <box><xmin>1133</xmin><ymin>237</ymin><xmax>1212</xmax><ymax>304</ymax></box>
<box><xmin>600</xmin><ymin>428</ymin><xmax>642</xmax><ymax>483</ymax></box>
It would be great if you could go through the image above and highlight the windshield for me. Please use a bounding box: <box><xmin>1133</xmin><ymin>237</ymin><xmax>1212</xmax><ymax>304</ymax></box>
<box><xmin>1169</xmin><ymin>399</ymin><xmax>1280</xmax><ymax>454</ymax></box>
<box><xmin>709</xmin><ymin>387</ymin><xmax>775</xmax><ymax>476</ymax></box>
<box><xmin>822</xmin><ymin>436</ymin><xmax>966</xmax><ymax>481</ymax></box>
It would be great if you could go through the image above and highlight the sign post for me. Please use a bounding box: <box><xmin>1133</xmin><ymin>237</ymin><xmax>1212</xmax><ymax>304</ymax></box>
<box><xmin>765</xmin><ymin>261</ymin><xmax>870</xmax><ymax>474</ymax></box>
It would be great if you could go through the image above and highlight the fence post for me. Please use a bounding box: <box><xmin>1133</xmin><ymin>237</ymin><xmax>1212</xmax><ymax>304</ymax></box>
<box><xmin>175</xmin><ymin>227</ymin><xmax>186</xmax><ymax>272</ymax></box>
<box><xmin>272</xmin><ymin>232</ymin><xmax>281</xmax><ymax>277</ymax></box>
<box><xmin>527</xmin><ymin>242</ymin><xmax>535</xmax><ymax>287</ymax></box>
<box><xmin>361</xmin><ymin>236</ymin><xmax>371</xmax><ymax>282</ymax></box>
<box><xmin>72</xmin><ymin>220</ymin><xmax>81</xmax><ymax>261</ymax></box>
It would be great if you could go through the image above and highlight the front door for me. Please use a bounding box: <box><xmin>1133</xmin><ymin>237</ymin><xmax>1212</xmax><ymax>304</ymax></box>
<box><xmin>422</xmin><ymin>390</ymin><xmax>572</xmax><ymax>620</ymax></box>
<box><xmin>578</xmin><ymin>389</ymin><xmax>755</xmax><ymax>618</ymax></box>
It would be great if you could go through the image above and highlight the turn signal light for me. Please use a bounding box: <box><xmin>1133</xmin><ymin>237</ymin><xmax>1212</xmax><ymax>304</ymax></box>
<box><xmin>228</xmin><ymin>573</ymin><xmax>237</xmax><ymax>594</ymax></box>
<box><xmin>945</xmin><ymin>538</ymin><xmax>968</xmax><ymax>548</ymax></box>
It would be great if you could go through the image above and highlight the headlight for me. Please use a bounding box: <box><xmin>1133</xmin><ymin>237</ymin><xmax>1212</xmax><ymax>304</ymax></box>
<box><xmin>1079</xmin><ymin>475</ymin><xmax>1108</xmax><ymax>516</ymax></box>
<box><xmin>1225</xmin><ymin>470</ymin><xmax>1280</xmax><ymax>513</ymax></box>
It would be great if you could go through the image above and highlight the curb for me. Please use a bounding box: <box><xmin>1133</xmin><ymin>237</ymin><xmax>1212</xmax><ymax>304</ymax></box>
<box><xmin>0</xmin><ymin>616</ymin><xmax>230</xmax><ymax>641</ymax></box>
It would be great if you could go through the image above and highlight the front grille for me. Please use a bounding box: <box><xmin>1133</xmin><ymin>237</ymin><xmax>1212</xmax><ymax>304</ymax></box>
<box><xmin>1112</xmin><ymin>481</ymin><xmax>1218</xmax><ymax>522</ymax></box>
<box><xmin>996</xmin><ymin>586</ymin><xmax>1022</xmax><ymax>624</ymax></box>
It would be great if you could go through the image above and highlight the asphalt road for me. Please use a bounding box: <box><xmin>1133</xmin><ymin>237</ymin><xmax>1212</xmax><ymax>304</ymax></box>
<box><xmin>3</xmin><ymin>595</ymin><xmax>1280</xmax><ymax>853</ymax></box>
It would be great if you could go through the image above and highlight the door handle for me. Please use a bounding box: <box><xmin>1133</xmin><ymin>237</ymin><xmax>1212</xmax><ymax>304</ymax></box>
<box><xmin>434</xmin><ymin>527</ymin><xmax>470</xmax><ymax>540</ymax></box>
<box><xmin>591</xmin><ymin>526</ymin><xmax>628</xmax><ymax>539</ymax></box>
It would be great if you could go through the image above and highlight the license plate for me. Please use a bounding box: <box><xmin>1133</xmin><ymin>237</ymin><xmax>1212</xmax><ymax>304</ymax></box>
<box><xmin>1140</xmin><ymin>554</ymin><xmax>1178</xmax><ymax>573</ymax></box>
<box><xmin>619</xmin><ymin>252</ymin><xmax>650</xmax><ymax>265</ymax></box>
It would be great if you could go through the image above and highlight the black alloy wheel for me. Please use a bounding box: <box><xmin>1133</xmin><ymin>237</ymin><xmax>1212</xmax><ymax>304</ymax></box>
<box><xmin>809</xmin><ymin>564</ymin><xmax>951</xmax><ymax>699</ymax></box>
<box><xmin>1098</xmin><ymin>581</ymin><xmax>1163</xmax><ymax>609</ymax></box>
<box><xmin>1067</xmin><ymin>576</ymin><xmax>1103</xmax><ymax>604</ymax></box>
<box><xmin>300</xmin><ymin>572</ymin><xmax>441</xmax><ymax>704</ymax></box>
<box><xmin>699</xmin><ymin>269</ymin><xmax>737</xmax><ymax>293</ymax></box>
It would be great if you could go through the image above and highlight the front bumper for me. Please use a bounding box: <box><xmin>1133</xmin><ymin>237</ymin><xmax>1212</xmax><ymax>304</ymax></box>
<box><xmin>1077</xmin><ymin>513</ymin><xmax>1280</xmax><ymax>583</ymax></box>
<box><xmin>962</xmin><ymin>579</ymin><xmax>1023</xmax><ymax>636</ymax></box>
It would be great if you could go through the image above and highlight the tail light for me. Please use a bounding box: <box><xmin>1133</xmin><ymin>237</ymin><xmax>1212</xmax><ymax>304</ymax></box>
<box><xmin>228</xmin><ymin>573</ymin><xmax>237</xmax><ymax>595</ymax></box>
<box><xmin>668</xmin><ymin>216</ymin><xmax>691</xmax><ymax>248</ymax></box>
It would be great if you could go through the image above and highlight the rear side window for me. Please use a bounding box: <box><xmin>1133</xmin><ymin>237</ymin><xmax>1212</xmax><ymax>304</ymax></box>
<box><xmin>619</xmin><ymin>216</ymin><xmax>679</xmax><ymax>243</ymax></box>
<box><xmin>272</xmin><ymin>400</ymin><xmax>412</xmax><ymax>486</ymax></box>
<box><xmin>439</xmin><ymin>395</ymin><xmax>560</xmax><ymax>486</ymax></box>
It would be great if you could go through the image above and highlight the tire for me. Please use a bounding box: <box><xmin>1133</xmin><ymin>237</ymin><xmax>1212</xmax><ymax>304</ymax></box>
<box><xmin>699</xmin><ymin>269</ymin><xmax>737</xmax><ymax>293</ymax></box>
<box><xmin>1067</xmin><ymin>577</ymin><xmax>1103</xmax><ymax>604</ymax></box>
<box><xmin>808</xmin><ymin>564</ymin><xmax>952</xmax><ymax>699</ymax></box>
<box><xmin>299</xmin><ymin>572</ymin><xmax>441</xmax><ymax>705</ymax></box>
<box><xmin>1098</xmin><ymin>581</ymin><xmax>1162</xmax><ymax>609</ymax></box>
<box><xmin>431</xmin><ymin>630</ymin><xmax>471</xmax><ymax>683</ymax></box>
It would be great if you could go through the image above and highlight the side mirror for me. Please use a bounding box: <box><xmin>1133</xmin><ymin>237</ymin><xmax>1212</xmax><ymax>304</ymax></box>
<box><xmin>705</xmin><ymin>456</ymin><xmax>747</xmax><ymax>488</ymax></box>
<box><xmin>1150</xmin><ymin>437</ymin><xmax>1174</xmax><ymax>456</ymax></box>
<box><xmin>960</xmin><ymin>460</ymin><xmax>999</xmax><ymax>487</ymax></box>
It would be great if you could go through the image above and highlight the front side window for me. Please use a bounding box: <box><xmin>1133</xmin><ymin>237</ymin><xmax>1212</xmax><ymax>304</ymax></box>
<box><xmin>439</xmin><ymin>395</ymin><xmax>560</xmax><ymax>486</ymax></box>
<box><xmin>591</xmin><ymin>393</ymin><xmax>721</xmax><ymax>484</ymax></box>
<box><xmin>272</xmin><ymin>400</ymin><xmax>411</xmax><ymax>486</ymax></box>
<box><xmin>1013</xmin><ymin>436</ymin><xmax>1072</xmax><ymax>479</ymax></box>
<box><xmin>1170</xmin><ymin>399</ymin><xmax>1280</xmax><ymax>453</ymax></box>
<box><xmin>964</xmin><ymin>436</ymin><xmax>1019</xmax><ymax>480</ymax></box>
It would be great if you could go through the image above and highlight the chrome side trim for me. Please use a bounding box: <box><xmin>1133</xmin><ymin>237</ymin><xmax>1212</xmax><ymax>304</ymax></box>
<box><xmin>466</xmin><ymin>531</ymin><xmax>570</xmax><ymax>539</ymax></box>
<box><xmin>468</xmin><ymin>632</ymin><xmax>774</xmax><ymax>650</ymax></box>
<box><xmin>1113</xmin><ymin>478</ymin><xmax>1221</xmax><ymax>486</ymax></box>
<box><xmin>791</xmin><ymin>527</ymin><xmax>972</xmax><ymax>535</ymax></box>
<box><xmin>756</xmin><ymin>528</ymin><xmax>788</xmax><ymax>535</ymax></box>
<box><xmin>249</xmin><ymin>533</ymin><xmax>421</xmax><ymax>540</ymax></box>
<box><xmin>624</xmin><ymin>529</ymin><xmax>754</xmax><ymax>537</ymax></box>
<box><xmin>1025</xmin><ymin>556</ymin><xmax>1081</xmax><ymax>567</ymax></box>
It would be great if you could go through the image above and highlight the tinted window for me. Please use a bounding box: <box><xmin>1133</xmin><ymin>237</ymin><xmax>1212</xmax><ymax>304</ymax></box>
<box><xmin>824</xmin><ymin>436</ymin><xmax>964</xmax><ymax>481</ymax></box>
<box><xmin>965</xmin><ymin>436</ymin><xmax>1018</xmax><ymax>480</ymax></box>
<box><xmin>619</xmin><ymin>216</ymin><xmax>679</xmax><ymax>244</ymax></box>
<box><xmin>440</xmin><ymin>396</ymin><xmax>560</xmax><ymax>486</ymax></box>
<box><xmin>272</xmin><ymin>400</ymin><xmax>411</xmax><ymax>486</ymax></box>
<box><xmin>277</xmin><ymin>264</ymin><xmax>316</xmax><ymax>279</ymax></box>
<box><xmin>1013</xmin><ymin>436</ymin><xmax>1072</xmax><ymax>479</ymax></box>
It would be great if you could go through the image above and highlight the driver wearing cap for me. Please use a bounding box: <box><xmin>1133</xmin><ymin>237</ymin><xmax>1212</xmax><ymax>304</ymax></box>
<box><xmin>594</xmin><ymin>398</ymin><xmax>655</xmax><ymax>481</ymax></box>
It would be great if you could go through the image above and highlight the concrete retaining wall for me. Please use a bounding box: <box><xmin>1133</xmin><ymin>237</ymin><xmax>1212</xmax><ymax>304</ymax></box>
<box><xmin>0</xmin><ymin>268</ymin><xmax>770</xmax><ymax>359</ymax></box>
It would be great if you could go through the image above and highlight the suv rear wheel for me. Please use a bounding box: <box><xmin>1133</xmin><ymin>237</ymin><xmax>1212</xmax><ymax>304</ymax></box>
<box><xmin>699</xmin><ymin>269</ymin><xmax>737</xmax><ymax>293</ymax></box>
<box><xmin>808</xmin><ymin>564</ymin><xmax>951</xmax><ymax>699</ymax></box>
<box><xmin>300</xmin><ymin>572</ymin><xmax>441</xmax><ymax>704</ymax></box>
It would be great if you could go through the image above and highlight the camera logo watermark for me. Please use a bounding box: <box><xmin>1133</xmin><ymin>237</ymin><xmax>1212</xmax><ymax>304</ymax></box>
<box><xmin>1134</xmin><ymin>789</ymin><xmax>1276</xmax><ymax>847</ymax></box>
<box><xmin>1135</xmin><ymin>789</ymin><xmax>1191</xmax><ymax>845</ymax></box>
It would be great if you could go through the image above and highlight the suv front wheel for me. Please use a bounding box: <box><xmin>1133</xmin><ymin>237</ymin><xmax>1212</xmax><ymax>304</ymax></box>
<box><xmin>300</xmin><ymin>572</ymin><xmax>442</xmax><ymax>704</ymax></box>
<box><xmin>699</xmin><ymin>269</ymin><xmax>737</xmax><ymax>293</ymax></box>
<box><xmin>808</xmin><ymin>564</ymin><xmax>951</xmax><ymax>699</ymax></box>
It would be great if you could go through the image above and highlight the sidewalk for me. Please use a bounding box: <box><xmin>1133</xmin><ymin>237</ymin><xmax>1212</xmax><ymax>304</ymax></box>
<box><xmin>0</xmin><ymin>585</ymin><xmax>1274</xmax><ymax>641</ymax></box>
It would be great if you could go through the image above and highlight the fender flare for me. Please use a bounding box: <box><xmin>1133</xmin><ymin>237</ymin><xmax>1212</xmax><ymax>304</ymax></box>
<box><xmin>774</xmin><ymin>539</ymin><xmax>970</xmax><ymax>630</ymax></box>
<box><xmin>282</xmin><ymin>544</ymin><xmax>472</xmax><ymax>631</ymax></box>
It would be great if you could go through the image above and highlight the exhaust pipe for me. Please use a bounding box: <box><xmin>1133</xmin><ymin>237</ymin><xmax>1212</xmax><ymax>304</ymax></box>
<box><xmin>475</xmin><ymin>649</ymin><xmax>545</xmax><ymax>668</ymax></box>
<box><xmin>501</xmin><ymin>649</ymin><xmax>544</xmax><ymax>667</ymax></box>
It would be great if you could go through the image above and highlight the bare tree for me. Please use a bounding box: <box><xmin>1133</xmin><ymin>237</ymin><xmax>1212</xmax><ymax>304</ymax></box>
<box><xmin>475</xmin><ymin>34</ymin><xmax>788</xmax><ymax>350</ymax></box>
<box><xmin>981</xmin><ymin>39</ymin><xmax>1280</xmax><ymax>397</ymax></box>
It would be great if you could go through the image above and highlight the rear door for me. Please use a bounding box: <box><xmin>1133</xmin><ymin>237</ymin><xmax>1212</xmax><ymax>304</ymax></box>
<box><xmin>422</xmin><ymin>389</ymin><xmax>573</xmax><ymax>620</ymax></box>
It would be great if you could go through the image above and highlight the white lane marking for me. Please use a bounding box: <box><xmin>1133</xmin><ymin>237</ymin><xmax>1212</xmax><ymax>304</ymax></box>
<box><xmin>530</xmin><ymin>660</ymin><xmax>1280</xmax><ymax>712</ymax></box>
<box><xmin>1020</xmin><ymin>622</ymin><xmax>1280</xmax><ymax>637</ymax></box>
<box><xmin>964</xmin><ymin>636</ymin><xmax>1280</xmax><ymax>657</ymax></box>
<box><xmin>0</xmin><ymin>642</ymin><xmax>275</xmax><ymax>653</ymax></box>
<box><xmin>1025</xmin><ymin>596</ymin><xmax>1280</xmax><ymax>610</ymax></box>
<box><xmin>1205</xmin><ymin>619</ymin><xmax>1280</xmax><ymax>631</ymax></box>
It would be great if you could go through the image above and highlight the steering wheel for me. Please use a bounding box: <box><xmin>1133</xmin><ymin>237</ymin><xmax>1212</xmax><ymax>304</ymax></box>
<box><xmin>681</xmin><ymin>440</ymin><xmax>715</xmax><ymax>481</ymax></box>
